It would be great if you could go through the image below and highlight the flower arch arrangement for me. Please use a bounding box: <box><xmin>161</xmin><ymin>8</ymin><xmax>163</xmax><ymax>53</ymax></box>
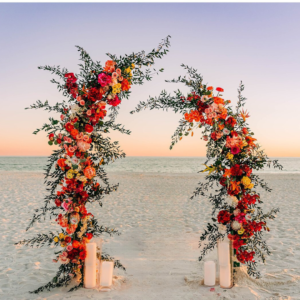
<box><xmin>131</xmin><ymin>64</ymin><xmax>282</xmax><ymax>278</ymax></box>
<box><xmin>16</xmin><ymin>36</ymin><xmax>171</xmax><ymax>293</ymax></box>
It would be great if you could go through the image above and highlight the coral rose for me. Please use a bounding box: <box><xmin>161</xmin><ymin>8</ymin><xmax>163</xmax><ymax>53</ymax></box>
<box><xmin>84</xmin><ymin>166</ymin><xmax>96</xmax><ymax>179</ymax></box>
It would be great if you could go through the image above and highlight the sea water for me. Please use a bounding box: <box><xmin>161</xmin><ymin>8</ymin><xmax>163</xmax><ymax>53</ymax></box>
<box><xmin>0</xmin><ymin>156</ymin><xmax>299</xmax><ymax>173</ymax></box>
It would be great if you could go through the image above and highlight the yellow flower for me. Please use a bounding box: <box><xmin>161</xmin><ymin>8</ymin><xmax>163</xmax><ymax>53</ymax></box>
<box><xmin>238</xmin><ymin>227</ymin><xmax>245</xmax><ymax>235</ymax></box>
<box><xmin>114</xmin><ymin>83</ymin><xmax>121</xmax><ymax>89</ymax></box>
<box><xmin>60</xmin><ymin>242</ymin><xmax>66</xmax><ymax>247</ymax></box>
<box><xmin>125</xmin><ymin>67</ymin><xmax>131</xmax><ymax>73</ymax></box>
<box><xmin>131</xmin><ymin>63</ymin><xmax>135</xmax><ymax>69</ymax></box>
<box><xmin>241</xmin><ymin>176</ymin><xmax>253</xmax><ymax>189</ymax></box>
<box><xmin>53</xmin><ymin>237</ymin><xmax>59</xmax><ymax>243</ymax></box>
<box><xmin>75</xmin><ymin>207</ymin><xmax>80</xmax><ymax>212</ymax></box>
<box><xmin>226</xmin><ymin>153</ymin><xmax>233</xmax><ymax>160</ymax></box>
<box><xmin>66</xmin><ymin>170</ymin><xmax>73</xmax><ymax>179</ymax></box>
<box><xmin>59</xmin><ymin>233</ymin><xmax>65</xmax><ymax>240</ymax></box>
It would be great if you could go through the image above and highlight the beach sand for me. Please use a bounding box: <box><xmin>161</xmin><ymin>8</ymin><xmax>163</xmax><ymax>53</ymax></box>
<box><xmin>1</xmin><ymin>172</ymin><xmax>300</xmax><ymax>300</ymax></box>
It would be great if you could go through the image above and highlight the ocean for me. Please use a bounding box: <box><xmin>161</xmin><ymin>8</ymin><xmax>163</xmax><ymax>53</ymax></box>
<box><xmin>0</xmin><ymin>156</ymin><xmax>299</xmax><ymax>173</ymax></box>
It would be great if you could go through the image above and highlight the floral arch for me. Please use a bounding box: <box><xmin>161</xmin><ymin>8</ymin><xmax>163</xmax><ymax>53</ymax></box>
<box><xmin>131</xmin><ymin>64</ymin><xmax>282</xmax><ymax>278</ymax></box>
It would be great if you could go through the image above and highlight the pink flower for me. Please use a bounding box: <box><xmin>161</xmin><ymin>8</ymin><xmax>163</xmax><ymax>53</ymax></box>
<box><xmin>60</xmin><ymin>115</ymin><xmax>65</xmax><ymax>121</ymax></box>
<box><xmin>216</xmin><ymin>132</ymin><xmax>223</xmax><ymax>139</ymax></box>
<box><xmin>86</xmin><ymin>110</ymin><xmax>92</xmax><ymax>116</ymax></box>
<box><xmin>64</xmin><ymin>136</ymin><xmax>68</xmax><ymax>142</ymax></box>
<box><xmin>76</xmin><ymin>132</ymin><xmax>83</xmax><ymax>140</ymax></box>
<box><xmin>226</xmin><ymin>136</ymin><xmax>239</xmax><ymax>148</ymax></box>
<box><xmin>203</xmin><ymin>135</ymin><xmax>208</xmax><ymax>141</ymax></box>
<box><xmin>63</xmin><ymin>144</ymin><xmax>68</xmax><ymax>150</ymax></box>
<box><xmin>66</xmin><ymin>245</ymin><xmax>73</xmax><ymax>252</ymax></box>
<box><xmin>98</xmin><ymin>73</ymin><xmax>112</xmax><ymax>87</ymax></box>
<box><xmin>77</xmin><ymin>140</ymin><xmax>90</xmax><ymax>152</ymax></box>
<box><xmin>116</xmin><ymin>68</ymin><xmax>121</xmax><ymax>75</ymax></box>
<box><xmin>201</xmin><ymin>95</ymin><xmax>209</xmax><ymax>102</ymax></box>
<box><xmin>235</xmin><ymin>213</ymin><xmax>245</xmax><ymax>223</ymax></box>
<box><xmin>118</xmin><ymin>76</ymin><xmax>123</xmax><ymax>82</ymax></box>
<box><xmin>62</xmin><ymin>199</ymin><xmax>72</xmax><ymax>211</ymax></box>
<box><xmin>76</xmin><ymin>95</ymin><xmax>82</xmax><ymax>102</ymax></box>
<box><xmin>68</xmin><ymin>147</ymin><xmax>75</xmax><ymax>153</ymax></box>
<box><xmin>83</xmin><ymin>135</ymin><xmax>89</xmax><ymax>142</ymax></box>
<box><xmin>62</xmin><ymin>251</ymin><xmax>68</xmax><ymax>257</ymax></box>
<box><xmin>112</xmin><ymin>72</ymin><xmax>118</xmax><ymax>79</ymax></box>
<box><xmin>80</xmin><ymin>100</ymin><xmax>85</xmax><ymax>106</ymax></box>
<box><xmin>231</xmin><ymin>146</ymin><xmax>240</xmax><ymax>155</ymax></box>
<box><xmin>58</xmin><ymin>133</ymin><xmax>62</xmax><ymax>139</ymax></box>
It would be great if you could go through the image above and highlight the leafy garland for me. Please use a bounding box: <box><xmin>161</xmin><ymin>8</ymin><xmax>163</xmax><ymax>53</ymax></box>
<box><xmin>131</xmin><ymin>64</ymin><xmax>282</xmax><ymax>278</ymax></box>
<box><xmin>16</xmin><ymin>36</ymin><xmax>171</xmax><ymax>293</ymax></box>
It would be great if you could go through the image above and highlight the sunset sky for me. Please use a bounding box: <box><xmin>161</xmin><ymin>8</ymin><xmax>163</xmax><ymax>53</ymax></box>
<box><xmin>0</xmin><ymin>3</ymin><xmax>299</xmax><ymax>157</ymax></box>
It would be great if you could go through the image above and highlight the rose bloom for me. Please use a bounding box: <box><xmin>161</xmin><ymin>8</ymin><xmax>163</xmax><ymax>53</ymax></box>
<box><xmin>203</xmin><ymin>135</ymin><xmax>208</xmax><ymax>141</ymax></box>
<box><xmin>112</xmin><ymin>72</ymin><xmax>118</xmax><ymax>79</ymax></box>
<box><xmin>60</xmin><ymin>114</ymin><xmax>65</xmax><ymax>121</ymax></box>
<box><xmin>84</xmin><ymin>166</ymin><xmax>96</xmax><ymax>179</ymax></box>
<box><xmin>80</xmin><ymin>100</ymin><xmax>85</xmax><ymax>106</ymax></box>
<box><xmin>76</xmin><ymin>132</ymin><xmax>83</xmax><ymax>140</ymax></box>
<box><xmin>118</xmin><ymin>76</ymin><xmax>124</xmax><ymax>82</ymax></box>
<box><xmin>86</xmin><ymin>110</ymin><xmax>92</xmax><ymax>116</ymax></box>
<box><xmin>76</xmin><ymin>95</ymin><xmax>82</xmax><ymax>102</ymax></box>
<box><xmin>242</xmin><ymin>127</ymin><xmax>248</xmax><ymax>135</ymax></box>
<box><xmin>83</xmin><ymin>135</ymin><xmax>89</xmax><ymax>142</ymax></box>
<box><xmin>85</xmin><ymin>124</ymin><xmax>93</xmax><ymax>133</ymax></box>
<box><xmin>201</xmin><ymin>95</ymin><xmax>209</xmax><ymax>102</ymax></box>
<box><xmin>217</xmin><ymin>210</ymin><xmax>231</xmax><ymax>224</ymax></box>
<box><xmin>66</xmin><ymin>245</ymin><xmax>73</xmax><ymax>252</ymax></box>
<box><xmin>77</xmin><ymin>140</ymin><xmax>90</xmax><ymax>152</ymax></box>
<box><xmin>98</xmin><ymin>73</ymin><xmax>112</xmax><ymax>87</ymax></box>
<box><xmin>231</xmin><ymin>146</ymin><xmax>240</xmax><ymax>155</ymax></box>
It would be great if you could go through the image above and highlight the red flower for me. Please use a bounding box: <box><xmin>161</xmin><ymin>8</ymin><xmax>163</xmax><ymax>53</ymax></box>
<box><xmin>211</xmin><ymin>132</ymin><xmax>217</xmax><ymax>141</ymax></box>
<box><xmin>64</xmin><ymin>73</ymin><xmax>77</xmax><ymax>83</ymax></box>
<box><xmin>79</xmin><ymin>250</ymin><xmax>87</xmax><ymax>260</ymax></box>
<box><xmin>107</xmin><ymin>95</ymin><xmax>121</xmax><ymax>107</ymax></box>
<box><xmin>216</xmin><ymin>87</ymin><xmax>224</xmax><ymax>92</ymax></box>
<box><xmin>242</xmin><ymin>165</ymin><xmax>252</xmax><ymax>177</ymax></box>
<box><xmin>233</xmin><ymin>238</ymin><xmax>246</xmax><ymax>250</ymax></box>
<box><xmin>86</xmin><ymin>233</ymin><xmax>93</xmax><ymax>240</ymax></box>
<box><xmin>220</xmin><ymin>177</ymin><xmax>227</xmax><ymax>187</ymax></box>
<box><xmin>57</xmin><ymin>138</ymin><xmax>62</xmax><ymax>144</ymax></box>
<box><xmin>242</xmin><ymin>127</ymin><xmax>248</xmax><ymax>135</ymax></box>
<box><xmin>225</xmin><ymin>117</ymin><xmax>237</xmax><ymax>128</ymax></box>
<box><xmin>65</xmin><ymin>122</ymin><xmax>74</xmax><ymax>132</ymax></box>
<box><xmin>85</xmin><ymin>124</ymin><xmax>93</xmax><ymax>133</ymax></box>
<box><xmin>87</xmin><ymin>87</ymin><xmax>103</xmax><ymax>102</ymax></box>
<box><xmin>54</xmin><ymin>198</ymin><xmax>61</xmax><ymax>207</ymax></box>
<box><xmin>64</xmin><ymin>236</ymin><xmax>71</xmax><ymax>244</ymax></box>
<box><xmin>49</xmin><ymin>133</ymin><xmax>54</xmax><ymax>141</ymax></box>
<box><xmin>207</xmin><ymin>86</ymin><xmax>213</xmax><ymax>91</ymax></box>
<box><xmin>217</xmin><ymin>210</ymin><xmax>231</xmax><ymax>224</ymax></box>
<box><xmin>230</xmin><ymin>164</ymin><xmax>243</xmax><ymax>177</ymax></box>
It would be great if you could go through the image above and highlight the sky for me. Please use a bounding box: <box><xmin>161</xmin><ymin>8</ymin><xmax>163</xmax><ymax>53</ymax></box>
<box><xmin>0</xmin><ymin>3</ymin><xmax>299</xmax><ymax>157</ymax></box>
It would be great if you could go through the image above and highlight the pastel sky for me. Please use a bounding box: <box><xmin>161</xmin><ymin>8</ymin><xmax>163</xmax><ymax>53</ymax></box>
<box><xmin>0</xmin><ymin>3</ymin><xmax>299</xmax><ymax>157</ymax></box>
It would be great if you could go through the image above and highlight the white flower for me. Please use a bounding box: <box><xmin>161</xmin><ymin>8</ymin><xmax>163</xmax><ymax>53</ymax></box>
<box><xmin>245</xmin><ymin>214</ymin><xmax>252</xmax><ymax>221</ymax></box>
<box><xmin>70</xmin><ymin>104</ymin><xmax>80</xmax><ymax>114</ymax></box>
<box><xmin>218</xmin><ymin>224</ymin><xmax>227</xmax><ymax>234</ymax></box>
<box><xmin>225</xmin><ymin>195</ymin><xmax>238</xmax><ymax>207</ymax></box>
<box><xmin>231</xmin><ymin>221</ymin><xmax>241</xmax><ymax>231</ymax></box>
<box><xmin>223</xmin><ymin>128</ymin><xmax>230</xmax><ymax>135</ymax></box>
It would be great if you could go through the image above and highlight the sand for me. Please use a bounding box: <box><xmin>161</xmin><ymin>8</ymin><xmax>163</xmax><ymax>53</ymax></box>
<box><xmin>1</xmin><ymin>172</ymin><xmax>300</xmax><ymax>300</ymax></box>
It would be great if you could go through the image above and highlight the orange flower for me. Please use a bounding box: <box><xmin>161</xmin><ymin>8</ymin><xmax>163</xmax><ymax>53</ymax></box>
<box><xmin>239</xmin><ymin>109</ymin><xmax>250</xmax><ymax>122</ymax></box>
<box><xmin>218</xmin><ymin>124</ymin><xmax>225</xmax><ymax>130</ymax></box>
<box><xmin>214</xmin><ymin>97</ymin><xmax>225</xmax><ymax>105</ymax></box>
<box><xmin>57</xmin><ymin>158</ymin><xmax>67</xmax><ymax>170</ymax></box>
<box><xmin>103</xmin><ymin>60</ymin><xmax>116</xmax><ymax>73</ymax></box>
<box><xmin>84</xmin><ymin>166</ymin><xmax>96</xmax><ymax>179</ymax></box>
<box><xmin>121</xmin><ymin>78</ymin><xmax>131</xmax><ymax>91</ymax></box>
<box><xmin>223</xmin><ymin>168</ymin><xmax>232</xmax><ymax>177</ymax></box>
<box><xmin>72</xmin><ymin>240</ymin><xmax>80</xmax><ymax>249</ymax></box>
<box><xmin>207</xmin><ymin>86</ymin><xmax>213</xmax><ymax>91</ymax></box>
<box><xmin>70</xmin><ymin>128</ymin><xmax>79</xmax><ymax>138</ymax></box>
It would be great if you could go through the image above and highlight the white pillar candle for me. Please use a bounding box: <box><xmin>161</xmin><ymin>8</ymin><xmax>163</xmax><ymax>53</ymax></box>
<box><xmin>84</xmin><ymin>243</ymin><xmax>97</xmax><ymax>289</ymax></box>
<box><xmin>100</xmin><ymin>261</ymin><xmax>114</xmax><ymax>287</ymax></box>
<box><xmin>218</xmin><ymin>239</ymin><xmax>230</xmax><ymax>267</ymax></box>
<box><xmin>220</xmin><ymin>265</ymin><xmax>231</xmax><ymax>288</ymax></box>
<box><xmin>204</xmin><ymin>261</ymin><xmax>216</xmax><ymax>286</ymax></box>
